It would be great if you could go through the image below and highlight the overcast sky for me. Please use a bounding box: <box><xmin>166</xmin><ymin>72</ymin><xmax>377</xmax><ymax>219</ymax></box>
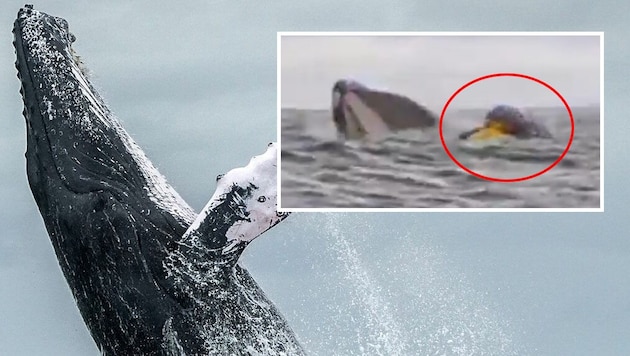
<box><xmin>281</xmin><ymin>35</ymin><xmax>601</xmax><ymax>110</ymax></box>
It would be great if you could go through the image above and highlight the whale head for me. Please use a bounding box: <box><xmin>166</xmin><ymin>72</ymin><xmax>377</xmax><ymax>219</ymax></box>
<box><xmin>14</xmin><ymin>5</ymin><xmax>195</xmax><ymax>224</ymax></box>
<box><xmin>331</xmin><ymin>79</ymin><xmax>437</xmax><ymax>140</ymax></box>
<box><xmin>332</xmin><ymin>79</ymin><xmax>368</xmax><ymax>109</ymax></box>
<box><xmin>15</xmin><ymin>5</ymin><xmax>121</xmax><ymax>193</ymax></box>
<box><xmin>331</xmin><ymin>79</ymin><xmax>370</xmax><ymax>139</ymax></box>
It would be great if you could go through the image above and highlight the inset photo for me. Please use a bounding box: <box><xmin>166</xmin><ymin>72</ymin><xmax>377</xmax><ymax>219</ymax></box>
<box><xmin>277</xmin><ymin>32</ymin><xmax>603</xmax><ymax>211</ymax></box>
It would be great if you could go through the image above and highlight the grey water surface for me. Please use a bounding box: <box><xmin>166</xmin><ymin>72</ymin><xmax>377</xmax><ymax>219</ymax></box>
<box><xmin>280</xmin><ymin>106</ymin><xmax>600</xmax><ymax>209</ymax></box>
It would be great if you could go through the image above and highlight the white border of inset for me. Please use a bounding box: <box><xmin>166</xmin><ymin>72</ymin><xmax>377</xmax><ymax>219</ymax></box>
<box><xmin>276</xmin><ymin>31</ymin><xmax>604</xmax><ymax>213</ymax></box>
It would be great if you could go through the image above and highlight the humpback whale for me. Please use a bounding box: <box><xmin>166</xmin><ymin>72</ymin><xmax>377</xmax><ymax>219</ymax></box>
<box><xmin>331</xmin><ymin>79</ymin><xmax>437</xmax><ymax>140</ymax></box>
<box><xmin>458</xmin><ymin>105</ymin><xmax>553</xmax><ymax>141</ymax></box>
<box><xmin>14</xmin><ymin>5</ymin><xmax>304</xmax><ymax>355</ymax></box>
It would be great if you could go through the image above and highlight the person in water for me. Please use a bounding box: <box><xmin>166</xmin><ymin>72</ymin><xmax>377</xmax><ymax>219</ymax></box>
<box><xmin>458</xmin><ymin>105</ymin><xmax>552</xmax><ymax>140</ymax></box>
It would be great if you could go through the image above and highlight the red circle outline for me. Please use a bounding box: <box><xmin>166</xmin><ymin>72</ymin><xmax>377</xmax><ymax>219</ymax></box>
<box><xmin>439</xmin><ymin>73</ymin><xmax>575</xmax><ymax>183</ymax></box>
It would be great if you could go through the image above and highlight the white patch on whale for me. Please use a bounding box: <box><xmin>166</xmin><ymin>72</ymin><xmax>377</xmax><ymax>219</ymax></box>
<box><xmin>343</xmin><ymin>91</ymin><xmax>392</xmax><ymax>140</ymax></box>
<box><xmin>185</xmin><ymin>143</ymin><xmax>285</xmax><ymax>250</ymax></box>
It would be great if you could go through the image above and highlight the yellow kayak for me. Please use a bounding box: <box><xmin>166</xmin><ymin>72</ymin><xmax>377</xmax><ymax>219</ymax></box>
<box><xmin>468</xmin><ymin>125</ymin><xmax>510</xmax><ymax>141</ymax></box>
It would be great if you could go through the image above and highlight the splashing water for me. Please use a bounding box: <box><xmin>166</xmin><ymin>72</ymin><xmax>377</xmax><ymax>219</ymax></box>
<box><xmin>301</xmin><ymin>213</ymin><xmax>522</xmax><ymax>356</ymax></box>
<box><xmin>324</xmin><ymin>213</ymin><xmax>408</xmax><ymax>356</ymax></box>
<box><xmin>389</xmin><ymin>235</ymin><xmax>520</xmax><ymax>355</ymax></box>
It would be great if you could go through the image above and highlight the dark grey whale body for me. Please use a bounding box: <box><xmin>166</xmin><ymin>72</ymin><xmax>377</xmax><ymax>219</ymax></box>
<box><xmin>331</xmin><ymin>79</ymin><xmax>437</xmax><ymax>140</ymax></box>
<box><xmin>14</xmin><ymin>5</ymin><xmax>304</xmax><ymax>355</ymax></box>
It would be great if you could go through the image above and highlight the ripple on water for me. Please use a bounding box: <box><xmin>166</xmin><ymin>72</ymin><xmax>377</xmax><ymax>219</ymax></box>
<box><xmin>280</xmin><ymin>107</ymin><xmax>601</xmax><ymax>209</ymax></box>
